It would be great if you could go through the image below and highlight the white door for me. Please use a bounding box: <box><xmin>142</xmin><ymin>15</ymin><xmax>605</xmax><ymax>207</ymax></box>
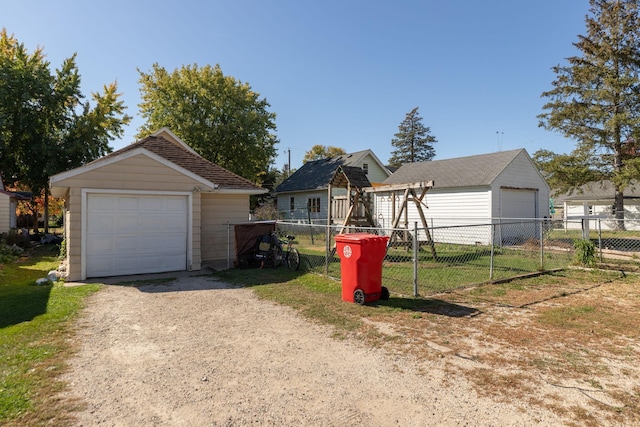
<box><xmin>500</xmin><ymin>189</ymin><xmax>538</xmax><ymax>245</ymax></box>
<box><xmin>86</xmin><ymin>194</ymin><xmax>188</xmax><ymax>278</ymax></box>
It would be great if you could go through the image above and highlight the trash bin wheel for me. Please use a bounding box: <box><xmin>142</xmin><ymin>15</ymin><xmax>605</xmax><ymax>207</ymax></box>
<box><xmin>353</xmin><ymin>289</ymin><xmax>365</xmax><ymax>305</ymax></box>
<box><xmin>381</xmin><ymin>286</ymin><xmax>390</xmax><ymax>300</ymax></box>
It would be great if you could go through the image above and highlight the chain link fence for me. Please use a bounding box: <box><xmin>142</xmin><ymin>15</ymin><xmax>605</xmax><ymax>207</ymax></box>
<box><xmin>227</xmin><ymin>218</ymin><xmax>640</xmax><ymax>297</ymax></box>
<box><xmin>273</xmin><ymin>219</ymin><xmax>574</xmax><ymax>297</ymax></box>
<box><xmin>553</xmin><ymin>217</ymin><xmax>640</xmax><ymax>263</ymax></box>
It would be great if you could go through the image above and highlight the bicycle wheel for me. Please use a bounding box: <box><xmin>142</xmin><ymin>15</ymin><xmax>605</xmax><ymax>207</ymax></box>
<box><xmin>273</xmin><ymin>245</ymin><xmax>284</xmax><ymax>268</ymax></box>
<box><xmin>287</xmin><ymin>247</ymin><xmax>300</xmax><ymax>271</ymax></box>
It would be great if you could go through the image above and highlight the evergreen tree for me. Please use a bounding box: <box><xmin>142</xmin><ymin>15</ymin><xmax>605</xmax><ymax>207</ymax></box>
<box><xmin>538</xmin><ymin>0</ymin><xmax>640</xmax><ymax>227</ymax></box>
<box><xmin>388</xmin><ymin>107</ymin><xmax>436</xmax><ymax>168</ymax></box>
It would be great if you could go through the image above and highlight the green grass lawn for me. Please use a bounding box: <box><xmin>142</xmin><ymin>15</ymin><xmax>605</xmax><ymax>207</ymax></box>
<box><xmin>297</xmin><ymin>242</ymin><xmax>574</xmax><ymax>297</ymax></box>
<box><xmin>0</xmin><ymin>245</ymin><xmax>101</xmax><ymax>426</ymax></box>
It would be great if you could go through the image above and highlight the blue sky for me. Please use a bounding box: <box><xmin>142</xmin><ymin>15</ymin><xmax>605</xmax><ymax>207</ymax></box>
<box><xmin>4</xmin><ymin>1</ymin><xmax>589</xmax><ymax>171</ymax></box>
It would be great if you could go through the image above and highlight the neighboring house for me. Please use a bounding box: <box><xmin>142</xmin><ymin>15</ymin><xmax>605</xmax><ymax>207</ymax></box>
<box><xmin>0</xmin><ymin>178</ymin><xmax>31</xmax><ymax>233</ymax></box>
<box><xmin>275</xmin><ymin>150</ymin><xmax>391</xmax><ymax>222</ymax></box>
<box><xmin>49</xmin><ymin>128</ymin><xmax>266</xmax><ymax>281</ymax></box>
<box><xmin>372</xmin><ymin>148</ymin><xmax>550</xmax><ymax>244</ymax></box>
<box><xmin>555</xmin><ymin>180</ymin><xmax>640</xmax><ymax>230</ymax></box>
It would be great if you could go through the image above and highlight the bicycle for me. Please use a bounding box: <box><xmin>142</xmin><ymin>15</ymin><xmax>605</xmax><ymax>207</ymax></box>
<box><xmin>277</xmin><ymin>234</ymin><xmax>301</xmax><ymax>271</ymax></box>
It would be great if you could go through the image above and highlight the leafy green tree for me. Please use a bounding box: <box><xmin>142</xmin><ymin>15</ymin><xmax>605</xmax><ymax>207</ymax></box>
<box><xmin>538</xmin><ymin>0</ymin><xmax>640</xmax><ymax>226</ymax></box>
<box><xmin>388</xmin><ymin>107</ymin><xmax>437</xmax><ymax>168</ymax></box>
<box><xmin>532</xmin><ymin>149</ymin><xmax>601</xmax><ymax>196</ymax></box>
<box><xmin>137</xmin><ymin>63</ymin><xmax>278</xmax><ymax>184</ymax></box>
<box><xmin>0</xmin><ymin>29</ymin><xmax>131</xmax><ymax>232</ymax></box>
<box><xmin>303</xmin><ymin>144</ymin><xmax>346</xmax><ymax>163</ymax></box>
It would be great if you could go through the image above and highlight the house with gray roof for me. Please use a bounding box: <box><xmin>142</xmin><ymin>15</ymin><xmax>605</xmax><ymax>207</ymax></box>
<box><xmin>275</xmin><ymin>149</ymin><xmax>391</xmax><ymax>222</ymax></box>
<box><xmin>554</xmin><ymin>180</ymin><xmax>640</xmax><ymax>230</ymax></box>
<box><xmin>371</xmin><ymin>148</ymin><xmax>550</xmax><ymax>244</ymax></box>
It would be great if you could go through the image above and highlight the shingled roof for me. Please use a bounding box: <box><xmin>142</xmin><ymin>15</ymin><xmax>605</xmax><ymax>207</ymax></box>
<box><xmin>275</xmin><ymin>150</ymin><xmax>375</xmax><ymax>193</ymax></box>
<box><xmin>554</xmin><ymin>180</ymin><xmax>640</xmax><ymax>202</ymax></box>
<box><xmin>104</xmin><ymin>135</ymin><xmax>261</xmax><ymax>191</ymax></box>
<box><xmin>329</xmin><ymin>165</ymin><xmax>372</xmax><ymax>189</ymax></box>
<box><xmin>383</xmin><ymin>149</ymin><xmax>526</xmax><ymax>188</ymax></box>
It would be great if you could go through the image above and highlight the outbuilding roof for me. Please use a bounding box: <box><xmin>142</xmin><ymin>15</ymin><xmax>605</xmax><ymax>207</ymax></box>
<box><xmin>383</xmin><ymin>149</ymin><xmax>527</xmax><ymax>188</ymax></box>
<box><xmin>0</xmin><ymin>189</ymin><xmax>31</xmax><ymax>200</ymax></box>
<box><xmin>275</xmin><ymin>149</ymin><xmax>385</xmax><ymax>193</ymax></box>
<box><xmin>50</xmin><ymin>131</ymin><xmax>265</xmax><ymax>195</ymax></box>
<box><xmin>554</xmin><ymin>180</ymin><xmax>640</xmax><ymax>202</ymax></box>
<box><xmin>110</xmin><ymin>135</ymin><xmax>261</xmax><ymax>191</ymax></box>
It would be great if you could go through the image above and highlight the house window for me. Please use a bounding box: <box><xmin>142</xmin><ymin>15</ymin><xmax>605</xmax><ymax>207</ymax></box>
<box><xmin>308</xmin><ymin>197</ymin><xmax>320</xmax><ymax>213</ymax></box>
<box><xmin>290</xmin><ymin>197</ymin><xmax>295</xmax><ymax>213</ymax></box>
<box><xmin>362</xmin><ymin>163</ymin><xmax>369</xmax><ymax>175</ymax></box>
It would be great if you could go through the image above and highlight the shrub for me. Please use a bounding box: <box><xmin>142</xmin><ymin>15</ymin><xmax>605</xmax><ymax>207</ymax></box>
<box><xmin>253</xmin><ymin>203</ymin><xmax>279</xmax><ymax>220</ymax></box>
<box><xmin>2</xmin><ymin>229</ymin><xmax>31</xmax><ymax>249</ymax></box>
<box><xmin>0</xmin><ymin>231</ymin><xmax>27</xmax><ymax>264</ymax></box>
<box><xmin>573</xmin><ymin>239</ymin><xmax>596</xmax><ymax>267</ymax></box>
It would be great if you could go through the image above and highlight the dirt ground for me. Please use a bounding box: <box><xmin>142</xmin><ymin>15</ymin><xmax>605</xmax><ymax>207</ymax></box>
<box><xmin>59</xmin><ymin>272</ymin><xmax>637</xmax><ymax>426</ymax></box>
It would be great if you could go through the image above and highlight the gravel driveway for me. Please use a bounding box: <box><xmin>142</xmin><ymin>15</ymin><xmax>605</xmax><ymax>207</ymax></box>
<box><xmin>60</xmin><ymin>274</ymin><xmax>565</xmax><ymax>426</ymax></box>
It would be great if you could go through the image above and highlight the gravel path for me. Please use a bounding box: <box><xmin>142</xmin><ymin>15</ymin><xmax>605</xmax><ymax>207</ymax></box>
<box><xmin>60</xmin><ymin>274</ymin><xmax>565</xmax><ymax>426</ymax></box>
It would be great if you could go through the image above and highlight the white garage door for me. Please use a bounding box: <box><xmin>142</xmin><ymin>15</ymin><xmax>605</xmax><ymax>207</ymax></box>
<box><xmin>501</xmin><ymin>189</ymin><xmax>537</xmax><ymax>219</ymax></box>
<box><xmin>86</xmin><ymin>194</ymin><xmax>188</xmax><ymax>278</ymax></box>
<box><xmin>500</xmin><ymin>189</ymin><xmax>538</xmax><ymax>245</ymax></box>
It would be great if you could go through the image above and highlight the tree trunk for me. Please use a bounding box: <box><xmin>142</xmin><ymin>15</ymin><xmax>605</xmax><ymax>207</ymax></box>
<box><xmin>613</xmin><ymin>131</ymin><xmax>625</xmax><ymax>231</ymax></box>
<box><xmin>44</xmin><ymin>187</ymin><xmax>50</xmax><ymax>234</ymax></box>
<box><xmin>614</xmin><ymin>187</ymin><xmax>626</xmax><ymax>231</ymax></box>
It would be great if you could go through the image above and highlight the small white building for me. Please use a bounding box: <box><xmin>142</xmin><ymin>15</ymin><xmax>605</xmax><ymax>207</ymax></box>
<box><xmin>372</xmin><ymin>148</ymin><xmax>550</xmax><ymax>245</ymax></box>
<box><xmin>0</xmin><ymin>177</ymin><xmax>30</xmax><ymax>233</ymax></box>
<box><xmin>555</xmin><ymin>180</ymin><xmax>640</xmax><ymax>230</ymax></box>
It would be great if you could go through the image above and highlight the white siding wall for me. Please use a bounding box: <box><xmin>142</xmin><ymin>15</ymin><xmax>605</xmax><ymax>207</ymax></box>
<box><xmin>374</xmin><ymin>188</ymin><xmax>494</xmax><ymax>244</ymax></box>
<box><xmin>564</xmin><ymin>200</ymin><xmax>640</xmax><ymax>230</ymax></box>
<box><xmin>491</xmin><ymin>151</ymin><xmax>550</xmax><ymax>219</ymax></box>
<box><xmin>359</xmin><ymin>153</ymin><xmax>389</xmax><ymax>184</ymax></box>
<box><xmin>374</xmin><ymin>187</ymin><xmax>491</xmax><ymax>230</ymax></box>
<box><xmin>0</xmin><ymin>193</ymin><xmax>10</xmax><ymax>233</ymax></box>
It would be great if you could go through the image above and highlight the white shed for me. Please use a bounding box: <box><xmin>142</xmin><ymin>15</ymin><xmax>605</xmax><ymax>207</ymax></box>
<box><xmin>372</xmin><ymin>149</ymin><xmax>550</xmax><ymax>245</ymax></box>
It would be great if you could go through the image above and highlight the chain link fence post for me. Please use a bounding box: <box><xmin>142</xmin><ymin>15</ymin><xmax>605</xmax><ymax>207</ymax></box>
<box><xmin>598</xmin><ymin>218</ymin><xmax>603</xmax><ymax>263</ymax></box>
<box><xmin>325</xmin><ymin>223</ymin><xmax>330</xmax><ymax>276</ymax></box>
<box><xmin>490</xmin><ymin>222</ymin><xmax>495</xmax><ymax>280</ymax></box>
<box><xmin>413</xmin><ymin>221</ymin><xmax>419</xmax><ymax>297</ymax></box>
<box><xmin>539</xmin><ymin>219</ymin><xmax>544</xmax><ymax>270</ymax></box>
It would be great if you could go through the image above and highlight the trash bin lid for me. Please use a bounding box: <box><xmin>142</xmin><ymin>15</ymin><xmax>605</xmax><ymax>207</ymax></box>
<box><xmin>335</xmin><ymin>233</ymin><xmax>388</xmax><ymax>244</ymax></box>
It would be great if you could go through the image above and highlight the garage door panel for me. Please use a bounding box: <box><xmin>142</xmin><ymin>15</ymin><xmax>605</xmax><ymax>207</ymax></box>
<box><xmin>87</xmin><ymin>237</ymin><xmax>114</xmax><ymax>253</ymax></box>
<box><xmin>501</xmin><ymin>190</ymin><xmax>536</xmax><ymax>218</ymax></box>
<box><xmin>118</xmin><ymin>197</ymin><xmax>141</xmax><ymax>211</ymax></box>
<box><xmin>86</xmin><ymin>194</ymin><xmax>188</xmax><ymax>278</ymax></box>
<box><xmin>116</xmin><ymin>215</ymin><xmax>140</xmax><ymax>232</ymax></box>
<box><xmin>140</xmin><ymin>197</ymin><xmax>163</xmax><ymax>210</ymax></box>
<box><xmin>88</xmin><ymin>195</ymin><xmax>116</xmax><ymax>210</ymax></box>
<box><xmin>113</xmin><ymin>235</ymin><xmax>140</xmax><ymax>251</ymax></box>
<box><xmin>87</xmin><ymin>214</ymin><xmax>115</xmax><ymax>231</ymax></box>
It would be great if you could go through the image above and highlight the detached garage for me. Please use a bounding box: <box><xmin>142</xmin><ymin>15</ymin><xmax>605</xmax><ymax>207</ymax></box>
<box><xmin>50</xmin><ymin>128</ymin><xmax>266</xmax><ymax>281</ymax></box>
<box><xmin>372</xmin><ymin>149</ymin><xmax>550</xmax><ymax>245</ymax></box>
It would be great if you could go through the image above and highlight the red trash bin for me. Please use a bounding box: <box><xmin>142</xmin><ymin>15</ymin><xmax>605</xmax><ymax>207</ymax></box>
<box><xmin>335</xmin><ymin>233</ymin><xmax>389</xmax><ymax>304</ymax></box>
